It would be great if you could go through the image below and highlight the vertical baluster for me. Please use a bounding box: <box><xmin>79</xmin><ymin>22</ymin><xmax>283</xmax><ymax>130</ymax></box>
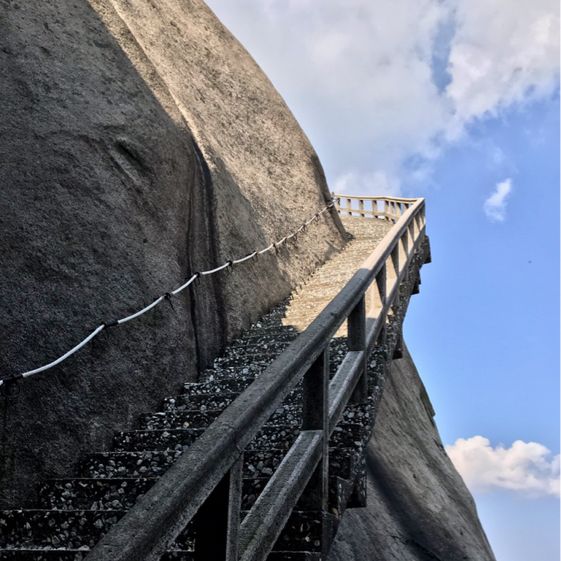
<box><xmin>414</xmin><ymin>212</ymin><xmax>422</xmax><ymax>233</ymax></box>
<box><xmin>408</xmin><ymin>221</ymin><xmax>415</xmax><ymax>245</ymax></box>
<box><xmin>349</xmin><ymin>295</ymin><xmax>367</xmax><ymax>402</ymax></box>
<box><xmin>401</xmin><ymin>230</ymin><xmax>409</xmax><ymax>261</ymax></box>
<box><xmin>194</xmin><ymin>455</ymin><xmax>243</xmax><ymax>561</ymax></box>
<box><xmin>376</xmin><ymin>264</ymin><xmax>387</xmax><ymax>311</ymax></box>
<box><xmin>376</xmin><ymin>264</ymin><xmax>388</xmax><ymax>356</ymax></box>
<box><xmin>347</xmin><ymin>197</ymin><xmax>353</xmax><ymax>216</ymax></box>
<box><xmin>359</xmin><ymin>199</ymin><xmax>365</xmax><ymax>218</ymax></box>
<box><xmin>391</xmin><ymin>243</ymin><xmax>400</xmax><ymax>279</ymax></box>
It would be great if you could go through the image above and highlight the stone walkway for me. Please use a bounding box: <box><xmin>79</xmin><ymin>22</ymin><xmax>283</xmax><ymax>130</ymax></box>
<box><xmin>284</xmin><ymin>217</ymin><xmax>392</xmax><ymax>333</ymax></box>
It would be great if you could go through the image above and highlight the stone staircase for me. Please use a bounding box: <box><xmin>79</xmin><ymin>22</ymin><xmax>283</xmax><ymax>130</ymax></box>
<box><xmin>0</xmin><ymin>215</ymin><xmax>426</xmax><ymax>561</ymax></box>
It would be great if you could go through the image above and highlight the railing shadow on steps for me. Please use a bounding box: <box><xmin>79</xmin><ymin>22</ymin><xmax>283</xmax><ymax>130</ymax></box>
<box><xmin>84</xmin><ymin>195</ymin><xmax>428</xmax><ymax>561</ymax></box>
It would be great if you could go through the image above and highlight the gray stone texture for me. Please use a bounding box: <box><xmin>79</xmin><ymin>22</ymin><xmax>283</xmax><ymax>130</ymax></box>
<box><xmin>0</xmin><ymin>0</ymin><xmax>344</xmax><ymax>506</ymax></box>
<box><xmin>328</xmin><ymin>344</ymin><xmax>496</xmax><ymax>561</ymax></box>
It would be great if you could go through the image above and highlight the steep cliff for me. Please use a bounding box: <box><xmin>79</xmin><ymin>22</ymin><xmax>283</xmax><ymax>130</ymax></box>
<box><xmin>0</xmin><ymin>0</ymin><xmax>344</xmax><ymax>506</ymax></box>
<box><xmin>328</xmin><ymin>344</ymin><xmax>496</xmax><ymax>561</ymax></box>
<box><xmin>0</xmin><ymin>3</ymin><xmax>495</xmax><ymax>558</ymax></box>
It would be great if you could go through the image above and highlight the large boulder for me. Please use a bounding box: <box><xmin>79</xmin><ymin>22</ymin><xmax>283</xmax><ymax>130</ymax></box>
<box><xmin>328</xmin><ymin>344</ymin><xmax>496</xmax><ymax>561</ymax></box>
<box><xmin>0</xmin><ymin>0</ymin><xmax>345</xmax><ymax>506</ymax></box>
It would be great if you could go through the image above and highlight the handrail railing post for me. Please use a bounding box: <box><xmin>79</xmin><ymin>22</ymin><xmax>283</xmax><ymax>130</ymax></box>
<box><xmin>301</xmin><ymin>348</ymin><xmax>329</xmax><ymax>548</ymax></box>
<box><xmin>194</xmin><ymin>455</ymin><xmax>243</xmax><ymax>561</ymax></box>
<box><xmin>349</xmin><ymin>295</ymin><xmax>367</xmax><ymax>402</ymax></box>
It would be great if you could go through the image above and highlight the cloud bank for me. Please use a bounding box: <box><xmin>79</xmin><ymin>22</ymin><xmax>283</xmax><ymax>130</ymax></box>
<box><xmin>207</xmin><ymin>0</ymin><xmax>559</xmax><ymax>193</ymax></box>
<box><xmin>483</xmin><ymin>178</ymin><xmax>513</xmax><ymax>222</ymax></box>
<box><xmin>446</xmin><ymin>436</ymin><xmax>560</xmax><ymax>497</ymax></box>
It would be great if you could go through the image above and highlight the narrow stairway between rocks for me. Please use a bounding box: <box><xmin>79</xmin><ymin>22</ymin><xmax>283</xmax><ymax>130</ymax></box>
<box><xmin>0</xmin><ymin>210</ymin><xmax>428</xmax><ymax>561</ymax></box>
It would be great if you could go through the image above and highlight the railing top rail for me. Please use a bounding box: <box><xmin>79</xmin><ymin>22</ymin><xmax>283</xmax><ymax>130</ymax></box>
<box><xmin>86</xmin><ymin>196</ymin><xmax>426</xmax><ymax>561</ymax></box>
<box><xmin>333</xmin><ymin>193</ymin><xmax>419</xmax><ymax>203</ymax></box>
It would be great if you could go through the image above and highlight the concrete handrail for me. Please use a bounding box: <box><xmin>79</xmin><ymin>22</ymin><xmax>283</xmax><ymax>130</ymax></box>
<box><xmin>85</xmin><ymin>196</ymin><xmax>427</xmax><ymax>561</ymax></box>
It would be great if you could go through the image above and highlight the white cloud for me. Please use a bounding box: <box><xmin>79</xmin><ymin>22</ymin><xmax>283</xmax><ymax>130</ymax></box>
<box><xmin>483</xmin><ymin>178</ymin><xmax>512</xmax><ymax>221</ymax></box>
<box><xmin>333</xmin><ymin>170</ymin><xmax>401</xmax><ymax>196</ymax></box>
<box><xmin>446</xmin><ymin>0</ymin><xmax>560</xmax><ymax>134</ymax></box>
<box><xmin>206</xmin><ymin>0</ymin><xmax>559</xmax><ymax>193</ymax></box>
<box><xmin>446</xmin><ymin>436</ymin><xmax>560</xmax><ymax>497</ymax></box>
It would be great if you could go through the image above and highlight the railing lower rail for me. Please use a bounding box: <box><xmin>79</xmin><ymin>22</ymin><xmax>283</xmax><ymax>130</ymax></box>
<box><xmin>85</xmin><ymin>195</ymin><xmax>427</xmax><ymax>561</ymax></box>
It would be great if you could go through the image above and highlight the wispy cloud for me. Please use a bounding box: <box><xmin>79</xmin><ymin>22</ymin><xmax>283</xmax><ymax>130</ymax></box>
<box><xmin>333</xmin><ymin>170</ymin><xmax>401</xmax><ymax>196</ymax></box>
<box><xmin>207</xmin><ymin>0</ymin><xmax>559</xmax><ymax>194</ymax></box>
<box><xmin>446</xmin><ymin>435</ymin><xmax>560</xmax><ymax>497</ymax></box>
<box><xmin>483</xmin><ymin>178</ymin><xmax>513</xmax><ymax>222</ymax></box>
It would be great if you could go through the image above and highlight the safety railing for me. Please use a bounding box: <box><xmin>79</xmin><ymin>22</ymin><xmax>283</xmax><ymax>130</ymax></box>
<box><xmin>85</xmin><ymin>196</ymin><xmax>427</xmax><ymax>561</ymax></box>
<box><xmin>333</xmin><ymin>193</ymin><xmax>419</xmax><ymax>222</ymax></box>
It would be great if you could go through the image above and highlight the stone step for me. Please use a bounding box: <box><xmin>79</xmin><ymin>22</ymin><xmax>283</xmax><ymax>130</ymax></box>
<box><xmin>139</xmin><ymin>403</ymin><xmax>303</xmax><ymax>432</ymax></box>
<box><xmin>201</xmin><ymin>364</ymin><xmax>265</xmax><ymax>383</ymax></box>
<box><xmin>268</xmin><ymin>553</ymin><xmax>320</xmax><ymax>561</ymax></box>
<box><xmin>0</xmin><ymin>510</ymin><xmax>125</xmax><ymax>550</ymax></box>
<box><xmin>137</xmin><ymin>410</ymin><xmax>220</xmax><ymax>431</ymax></box>
<box><xmin>0</xmin><ymin>551</ymin><xmax>92</xmax><ymax>560</ymax></box>
<box><xmin>212</xmin><ymin>353</ymin><xmax>277</xmax><ymax>370</ymax></box>
<box><xmin>112</xmin><ymin>428</ymin><xmax>203</xmax><ymax>452</ymax></box>
<box><xmin>81</xmin><ymin>450</ymin><xmax>184</xmax><ymax>479</ymax></box>
<box><xmin>0</xmin><ymin>509</ymin><xmax>196</xmax><ymax>553</ymax></box>
<box><xmin>163</xmin><ymin>392</ymin><xmax>238</xmax><ymax>412</ymax></box>
<box><xmin>182</xmin><ymin>378</ymin><xmax>253</xmax><ymax>396</ymax></box>
<box><xmin>243</xmin><ymin>319</ymin><xmax>292</xmax><ymax>335</ymax></box>
<box><xmin>82</xmin><ymin>447</ymin><xmax>287</xmax><ymax>480</ymax></box>
<box><xmin>230</xmin><ymin>329</ymin><xmax>298</xmax><ymax>348</ymax></box>
<box><xmin>113</xmin><ymin>424</ymin><xmax>299</xmax><ymax>453</ymax></box>
<box><xmin>168</xmin><ymin>388</ymin><xmax>302</xmax><ymax>411</ymax></box>
<box><xmin>38</xmin><ymin>478</ymin><xmax>156</xmax><ymax>511</ymax></box>
<box><xmin>40</xmin><ymin>474</ymin><xmax>336</xmax><ymax>515</ymax></box>
<box><xmin>223</xmin><ymin>339</ymin><xmax>292</xmax><ymax>359</ymax></box>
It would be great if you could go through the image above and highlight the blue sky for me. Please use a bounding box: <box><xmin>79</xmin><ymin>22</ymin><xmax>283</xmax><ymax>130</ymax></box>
<box><xmin>205</xmin><ymin>1</ymin><xmax>559</xmax><ymax>559</ymax></box>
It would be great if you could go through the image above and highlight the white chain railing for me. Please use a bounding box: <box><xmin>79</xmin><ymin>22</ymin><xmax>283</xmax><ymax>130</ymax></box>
<box><xmin>0</xmin><ymin>201</ymin><xmax>337</xmax><ymax>387</ymax></box>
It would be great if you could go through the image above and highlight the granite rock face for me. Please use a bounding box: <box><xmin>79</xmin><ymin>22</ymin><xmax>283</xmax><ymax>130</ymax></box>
<box><xmin>328</xmin><ymin>344</ymin><xmax>496</xmax><ymax>561</ymax></box>
<box><xmin>0</xmin><ymin>0</ymin><xmax>344</xmax><ymax>506</ymax></box>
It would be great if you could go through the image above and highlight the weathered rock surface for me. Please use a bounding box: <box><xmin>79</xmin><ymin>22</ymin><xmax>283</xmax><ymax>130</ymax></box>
<box><xmin>0</xmin><ymin>0</ymin><xmax>344</xmax><ymax>506</ymax></box>
<box><xmin>328</xmin><ymin>344</ymin><xmax>496</xmax><ymax>561</ymax></box>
